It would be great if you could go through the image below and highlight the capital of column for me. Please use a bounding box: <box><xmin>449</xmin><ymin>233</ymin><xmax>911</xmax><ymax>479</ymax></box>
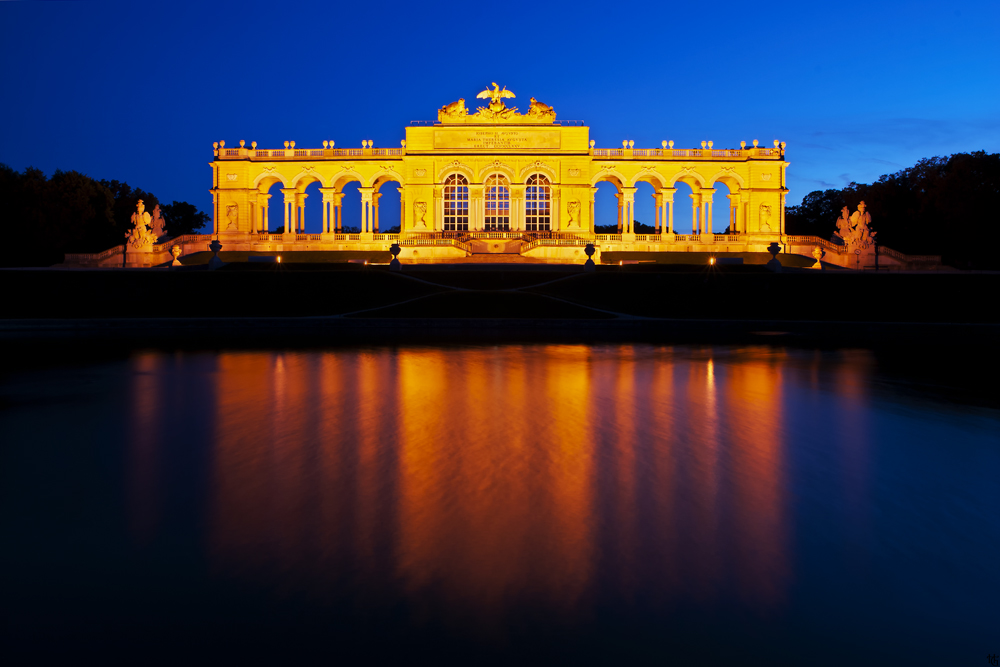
<box><xmin>690</xmin><ymin>192</ymin><xmax>702</xmax><ymax>204</ymax></box>
<box><xmin>280</xmin><ymin>188</ymin><xmax>297</xmax><ymax>196</ymax></box>
<box><xmin>319</xmin><ymin>187</ymin><xmax>336</xmax><ymax>202</ymax></box>
<box><xmin>358</xmin><ymin>187</ymin><xmax>374</xmax><ymax>203</ymax></box>
<box><xmin>589</xmin><ymin>187</ymin><xmax>598</xmax><ymax>202</ymax></box>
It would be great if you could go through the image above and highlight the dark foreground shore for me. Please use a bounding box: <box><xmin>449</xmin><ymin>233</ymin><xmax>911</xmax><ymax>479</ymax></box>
<box><xmin>2</xmin><ymin>263</ymin><xmax>997</xmax><ymax>348</ymax></box>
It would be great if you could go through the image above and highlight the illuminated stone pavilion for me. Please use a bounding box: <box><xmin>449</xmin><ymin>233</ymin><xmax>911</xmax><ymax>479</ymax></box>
<box><xmin>67</xmin><ymin>85</ymin><xmax>940</xmax><ymax>268</ymax></box>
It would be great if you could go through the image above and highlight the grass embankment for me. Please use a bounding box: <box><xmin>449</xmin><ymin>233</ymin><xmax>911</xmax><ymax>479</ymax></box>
<box><xmin>601</xmin><ymin>251</ymin><xmax>822</xmax><ymax>268</ymax></box>
<box><xmin>2</xmin><ymin>264</ymin><xmax>997</xmax><ymax>323</ymax></box>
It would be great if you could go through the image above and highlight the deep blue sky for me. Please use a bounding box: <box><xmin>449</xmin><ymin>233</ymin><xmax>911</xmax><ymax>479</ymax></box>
<box><xmin>2</xmin><ymin>0</ymin><xmax>998</xmax><ymax>230</ymax></box>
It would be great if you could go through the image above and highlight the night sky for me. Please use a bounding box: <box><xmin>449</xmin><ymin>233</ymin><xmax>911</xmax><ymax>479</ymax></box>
<box><xmin>2</xmin><ymin>0</ymin><xmax>998</xmax><ymax>232</ymax></box>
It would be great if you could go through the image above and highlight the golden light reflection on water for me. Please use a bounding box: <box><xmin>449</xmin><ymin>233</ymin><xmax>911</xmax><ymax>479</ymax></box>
<box><xmin>123</xmin><ymin>345</ymin><xmax>876</xmax><ymax>621</ymax></box>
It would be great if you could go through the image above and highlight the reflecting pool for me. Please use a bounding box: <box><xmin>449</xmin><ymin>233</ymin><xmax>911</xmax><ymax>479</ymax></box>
<box><xmin>1</xmin><ymin>345</ymin><xmax>997</xmax><ymax>664</ymax></box>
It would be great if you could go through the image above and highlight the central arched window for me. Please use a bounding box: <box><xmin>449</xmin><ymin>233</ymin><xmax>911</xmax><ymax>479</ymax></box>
<box><xmin>484</xmin><ymin>174</ymin><xmax>510</xmax><ymax>231</ymax></box>
<box><xmin>525</xmin><ymin>174</ymin><xmax>551</xmax><ymax>231</ymax></box>
<box><xmin>444</xmin><ymin>174</ymin><xmax>469</xmax><ymax>231</ymax></box>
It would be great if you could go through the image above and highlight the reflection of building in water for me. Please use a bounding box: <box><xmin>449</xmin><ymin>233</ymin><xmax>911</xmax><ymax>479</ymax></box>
<box><xmin>185</xmin><ymin>346</ymin><xmax>799</xmax><ymax>621</ymax></box>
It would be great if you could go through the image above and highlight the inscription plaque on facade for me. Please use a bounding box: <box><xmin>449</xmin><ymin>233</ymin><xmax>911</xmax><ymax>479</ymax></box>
<box><xmin>433</xmin><ymin>129</ymin><xmax>561</xmax><ymax>150</ymax></box>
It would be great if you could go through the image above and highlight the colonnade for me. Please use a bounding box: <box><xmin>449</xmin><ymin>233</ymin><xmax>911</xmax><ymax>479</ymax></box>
<box><xmin>250</xmin><ymin>186</ymin><xmax>392</xmax><ymax>234</ymax></box>
<box><xmin>599</xmin><ymin>185</ymin><xmax>749</xmax><ymax>236</ymax></box>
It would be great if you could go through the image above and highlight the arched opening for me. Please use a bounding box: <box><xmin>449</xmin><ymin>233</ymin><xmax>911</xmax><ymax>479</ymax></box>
<box><xmin>334</xmin><ymin>179</ymin><xmax>361</xmax><ymax>233</ymax></box>
<box><xmin>373</xmin><ymin>177</ymin><xmax>402</xmax><ymax>233</ymax></box>
<box><xmin>484</xmin><ymin>174</ymin><xmax>511</xmax><ymax>231</ymax></box>
<box><xmin>262</xmin><ymin>181</ymin><xmax>285</xmax><ymax>233</ymax></box>
<box><xmin>525</xmin><ymin>174</ymin><xmax>551</xmax><ymax>231</ymax></box>
<box><xmin>709</xmin><ymin>181</ymin><xmax>733</xmax><ymax>235</ymax></box>
<box><xmin>593</xmin><ymin>177</ymin><xmax>623</xmax><ymax>233</ymax></box>
<box><xmin>301</xmin><ymin>180</ymin><xmax>322</xmax><ymax>233</ymax></box>
<box><xmin>633</xmin><ymin>180</ymin><xmax>657</xmax><ymax>234</ymax></box>
<box><xmin>670</xmin><ymin>179</ymin><xmax>698</xmax><ymax>235</ymax></box>
<box><xmin>444</xmin><ymin>174</ymin><xmax>469</xmax><ymax>232</ymax></box>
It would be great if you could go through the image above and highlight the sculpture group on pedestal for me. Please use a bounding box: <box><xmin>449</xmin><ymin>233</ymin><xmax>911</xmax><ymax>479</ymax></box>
<box><xmin>125</xmin><ymin>199</ymin><xmax>165</xmax><ymax>251</ymax></box>
<box><xmin>834</xmin><ymin>201</ymin><xmax>876</xmax><ymax>253</ymax></box>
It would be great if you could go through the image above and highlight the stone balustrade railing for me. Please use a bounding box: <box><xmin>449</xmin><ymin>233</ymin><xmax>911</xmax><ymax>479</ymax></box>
<box><xmin>215</xmin><ymin>144</ymin><xmax>782</xmax><ymax>161</ymax></box>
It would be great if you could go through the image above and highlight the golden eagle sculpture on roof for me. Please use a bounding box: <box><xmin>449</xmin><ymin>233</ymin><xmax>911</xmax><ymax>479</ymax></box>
<box><xmin>437</xmin><ymin>83</ymin><xmax>555</xmax><ymax>124</ymax></box>
<box><xmin>477</xmin><ymin>82</ymin><xmax>516</xmax><ymax>103</ymax></box>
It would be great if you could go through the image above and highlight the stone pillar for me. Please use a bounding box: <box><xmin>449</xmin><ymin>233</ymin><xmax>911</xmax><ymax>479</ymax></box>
<box><xmin>779</xmin><ymin>189</ymin><xmax>788</xmax><ymax>235</ymax></box>
<box><xmin>690</xmin><ymin>192</ymin><xmax>701</xmax><ymax>235</ymax></box>
<box><xmin>702</xmin><ymin>193</ymin><xmax>712</xmax><ymax>237</ymax></box>
<box><xmin>469</xmin><ymin>185</ymin><xmax>484</xmax><ymax>231</ymax></box>
<box><xmin>319</xmin><ymin>188</ymin><xmax>336</xmax><ymax>234</ymax></box>
<box><xmin>622</xmin><ymin>187</ymin><xmax>636</xmax><ymax>237</ymax></box>
<box><xmin>654</xmin><ymin>192</ymin><xmax>662</xmax><ymax>233</ymax></box>
<box><xmin>281</xmin><ymin>188</ymin><xmax>296</xmax><ymax>236</ymax></box>
<box><xmin>335</xmin><ymin>193</ymin><xmax>344</xmax><ymax>232</ymax></box>
<box><xmin>727</xmin><ymin>193</ymin><xmax>740</xmax><ymax>233</ymax></box>
<box><xmin>373</xmin><ymin>192</ymin><xmax>381</xmax><ymax>232</ymax></box>
<box><xmin>664</xmin><ymin>188</ymin><xmax>675</xmax><ymax>236</ymax></box>
<box><xmin>359</xmin><ymin>187</ymin><xmax>374</xmax><ymax>236</ymax></box>
<box><xmin>398</xmin><ymin>187</ymin><xmax>405</xmax><ymax>233</ymax></box>
<box><xmin>615</xmin><ymin>192</ymin><xmax>623</xmax><ymax>232</ymax></box>
<box><xmin>433</xmin><ymin>187</ymin><xmax>443</xmax><ymax>232</ymax></box>
<box><xmin>211</xmin><ymin>189</ymin><xmax>220</xmax><ymax>235</ymax></box>
<box><xmin>741</xmin><ymin>191</ymin><xmax>751</xmax><ymax>234</ymax></box>
<box><xmin>551</xmin><ymin>187</ymin><xmax>560</xmax><ymax>232</ymax></box>
<box><xmin>261</xmin><ymin>194</ymin><xmax>271</xmax><ymax>233</ymax></box>
<box><xmin>589</xmin><ymin>187</ymin><xmax>597</xmax><ymax>234</ymax></box>
<box><xmin>510</xmin><ymin>185</ymin><xmax>526</xmax><ymax>231</ymax></box>
<box><xmin>297</xmin><ymin>192</ymin><xmax>307</xmax><ymax>234</ymax></box>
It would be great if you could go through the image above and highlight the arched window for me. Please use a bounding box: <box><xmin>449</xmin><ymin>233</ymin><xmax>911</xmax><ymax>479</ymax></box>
<box><xmin>443</xmin><ymin>174</ymin><xmax>469</xmax><ymax>231</ymax></box>
<box><xmin>484</xmin><ymin>174</ymin><xmax>510</xmax><ymax>231</ymax></box>
<box><xmin>525</xmin><ymin>174</ymin><xmax>551</xmax><ymax>231</ymax></box>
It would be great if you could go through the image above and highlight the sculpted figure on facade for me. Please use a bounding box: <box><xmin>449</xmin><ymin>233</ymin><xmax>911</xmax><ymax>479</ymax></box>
<box><xmin>126</xmin><ymin>199</ymin><xmax>155</xmax><ymax>250</ymax></box>
<box><xmin>225</xmin><ymin>203</ymin><xmax>239</xmax><ymax>230</ymax></box>
<box><xmin>567</xmin><ymin>200</ymin><xmax>580</xmax><ymax>227</ymax></box>
<box><xmin>414</xmin><ymin>201</ymin><xmax>428</xmax><ymax>228</ymax></box>
<box><xmin>759</xmin><ymin>203</ymin><xmax>772</xmax><ymax>232</ymax></box>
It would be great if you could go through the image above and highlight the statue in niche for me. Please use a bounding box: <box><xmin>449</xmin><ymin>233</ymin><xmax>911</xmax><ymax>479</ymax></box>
<box><xmin>759</xmin><ymin>203</ymin><xmax>772</xmax><ymax>232</ymax></box>
<box><xmin>150</xmin><ymin>204</ymin><xmax>167</xmax><ymax>240</ymax></box>
<box><xmin>125</xmin><ymin>199</ymin><xmax>155</xmax><ymax>250</ymax></box>
<box><xmin>834</xmin><ymin>201</ymin><xmax>877</xmax><ymax>252</ymax></box>
<box><xmin>567</xmin><ymin>200</ymin><xmax>580</xmax><ymax>227</ymax></box>
<box><xmin>414</xmin><ymin>201</ymin><xmax>428</xmax><ymax>228</ymax></box>
<box><xmin>225</xmin><ymin>203</ymin><xmax>238</xmax><ymax>230</ymax></box>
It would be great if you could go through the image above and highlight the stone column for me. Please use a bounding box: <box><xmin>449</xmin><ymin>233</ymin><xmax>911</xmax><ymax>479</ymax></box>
<box><xmin>261</xmin><ymin>194</ymin><xmax>271</xmax><ymax>233</ymax></box>
<box><xmin>281</xmin><ymin>188</ymin><xmax>296</xmax><ymax>236</ymax></box>
<box><xmin>433</xmin><ymin>187</ymin><xmax>443</xmax><ymax>232</ymax></box>
<box><xmin>297</xmin><ymin>192</ymin><xmax>307</xmax><ymax>234</ymax></box>
<box><xmin>653</xmin><ymin>192</ymin><xmax>662</xmax><ymax>233</ymax></box>
<box><xmin>551</xmin><ymin>187</ymin><xmax>560</xmax><ymax>232</ymax></box>
<box><xmin>335</xmin><ymin>193</ymin><xmax>344</xmax><ymax>232</ymax></box>
<box><xmin>702</xmin><ymin>193</ymin><xmax>712</xmax><ymax>238</ymax></box>
<box><xmin>741</xmin><ymin>191</ymin><xmax>751</xmax><ymax>234</ymax></box>
<box><xmin>589</xmin><ymin>187</ymin><xmax>597</xmax><ymax>234</ymax></box>
<box><xmin>510</xmin><ymin>185</ymin><xmax>526</xmax><ymax>232</ymax></box>
<box><xmin>690</xmin><ymin>192</ymin><xmax>701</xmax><ymax>235</ymax></box>
<box><xmin>469</xmin><ymin>185</ymin><xmax>484</xmax><ymax>231</ymax></box>
<box><xmin>615</xmin><ymin>192</ymin><xmax>623</xmax><ymax>232</ymax></box>
<box><xmin>211</xmin><ymin>189</ymin><xmax>220</xmax><ymax>235</ymax></box>
<box><xmin>622</xmin><ymin>187</ymin><xmax>636</xmax><ymax>237</ymax></box>
<box><xmin>359</xmin><ymin>187</ymin><xmax>374</xmax><ymax>236</ymax></box>
<box><xmin>319</xmin><ymin>188</ymin><xmax>336</xmax><ymax>234</ymax></box>
<box><xmin>779</xmin><ymin>189</ymin><xmax>788</xmax><ymax>235</ymax></box>
<box><xmin>663</xmin><ymin>188</ymin><xmax>675</xmax><ymax>236</ymax></box>
<box><xmin>373</xmin><ymin>192</ymin><xmax>381</xmax><ymax>232</ymax></box>
<box><xmin>727</xmin><ymin>193</ymin><xmax>740</xmax><ymax>233</ymax></box>
<box><xmin>398</xmin><ymin>187</ymin><xmax>405</xmax><ymax>233</ymax></box>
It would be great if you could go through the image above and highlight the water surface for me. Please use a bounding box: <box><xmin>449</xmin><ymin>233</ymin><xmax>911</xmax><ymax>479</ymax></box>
<box><xmin>1</xmin><ymin>344</ymin><xmax>997</xmax><ymax>664</ymax></box>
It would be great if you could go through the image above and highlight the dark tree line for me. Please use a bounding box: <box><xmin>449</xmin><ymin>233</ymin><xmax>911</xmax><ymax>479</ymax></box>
<box><xmin>786</xmin><ymin>151</ymin><xmax>1000</xmax><ymax>269</ymax></box>
<box><xmin>0</xmin><ymin>164</ymin><xmax>209</xmax><ymax>267</ymax></box>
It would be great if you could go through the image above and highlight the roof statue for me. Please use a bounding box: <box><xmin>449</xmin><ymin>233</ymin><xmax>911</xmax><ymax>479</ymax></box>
<box><xmin>437</xmin><ymin>83</ymin><xmax>556</xmax><ymax>124</ymax></box>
